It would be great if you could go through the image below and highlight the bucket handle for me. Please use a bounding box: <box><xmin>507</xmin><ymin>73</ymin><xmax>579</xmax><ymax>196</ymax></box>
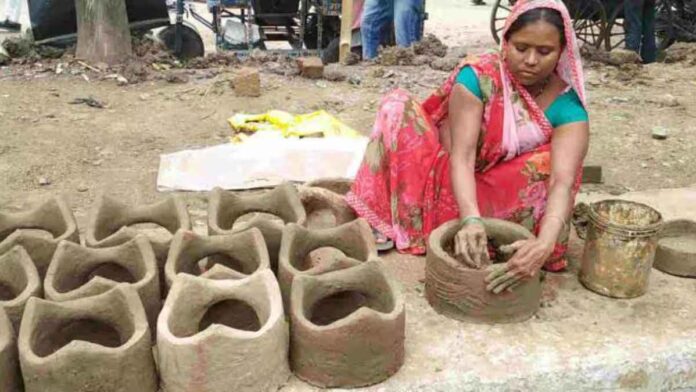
<box><xmin>572</xmin><ymin>202</ymin><xmax>590</xmax><ymax>240</ymax></box>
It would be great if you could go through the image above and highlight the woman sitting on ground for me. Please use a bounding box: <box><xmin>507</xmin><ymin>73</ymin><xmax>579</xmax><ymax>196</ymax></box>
<box><xmin>346</xmin><ymin>0</ymin><xmax>589</xmax><ymax>293</ymax></box>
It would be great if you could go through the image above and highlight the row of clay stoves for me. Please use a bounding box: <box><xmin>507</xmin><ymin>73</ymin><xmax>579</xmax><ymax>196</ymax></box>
<box><xmin>0</xmin><ymin>181</ymin><xmax>405</xmax><ymax>391</ymax></box>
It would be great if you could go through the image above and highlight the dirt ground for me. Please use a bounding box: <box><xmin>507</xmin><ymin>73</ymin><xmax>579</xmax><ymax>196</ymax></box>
<box><xmin>1</xmin><ymin>1</ymin><xmax>695</xmax><ymax>226</ymax></box>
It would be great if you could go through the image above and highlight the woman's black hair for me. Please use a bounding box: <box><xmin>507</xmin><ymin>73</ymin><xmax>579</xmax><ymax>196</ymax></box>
<box><xmin>504</xmin><ymin>8</ymin><xmax>566</xmax><ymax>47</ymax></box>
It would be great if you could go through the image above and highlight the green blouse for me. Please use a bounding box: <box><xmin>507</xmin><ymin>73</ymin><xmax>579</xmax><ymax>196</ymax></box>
<box><xmin>455</xmin><ymin>66</ymin><xmax>589</xmax><ymax>128</ymax></box>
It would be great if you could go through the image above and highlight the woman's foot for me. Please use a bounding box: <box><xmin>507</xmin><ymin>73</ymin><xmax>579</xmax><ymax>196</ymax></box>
<box><xmin>373</xmin><ymin>229</ymin><xmax>394</xmax><ymax>252</ymax></box>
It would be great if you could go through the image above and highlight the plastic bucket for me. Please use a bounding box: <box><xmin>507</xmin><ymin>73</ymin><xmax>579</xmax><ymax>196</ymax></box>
<box><xmin>579</xmin><ymin>199</ymin><xmax>663</xmax><ymax>298</ymax></box>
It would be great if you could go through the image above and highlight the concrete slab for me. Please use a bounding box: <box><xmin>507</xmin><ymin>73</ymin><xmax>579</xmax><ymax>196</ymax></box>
<box><xmin>282</xmin><ymin>187</ymin><xmax>696</xmax><ymax>391</ymax></box>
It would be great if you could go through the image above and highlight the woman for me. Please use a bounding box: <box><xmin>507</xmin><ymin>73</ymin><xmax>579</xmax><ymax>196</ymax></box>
<box><xmin>346</xmin><ymin>0</ymin><xmax>589</xmax><ymax>294</ymax></box>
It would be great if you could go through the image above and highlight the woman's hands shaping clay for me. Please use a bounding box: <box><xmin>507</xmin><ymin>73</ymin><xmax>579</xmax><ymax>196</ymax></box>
<box><xmin>484</xmin><ymin>238</ymin><xmax>554</xmax><ymax>294</ymax></box>
<box><xmin>454</xmin><ymin>222</ymin><xmax>491</xmax><ymax>269</ymax></box>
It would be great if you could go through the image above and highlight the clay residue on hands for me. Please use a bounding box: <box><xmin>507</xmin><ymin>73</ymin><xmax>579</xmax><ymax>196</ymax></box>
<box><xmin>444</xmin><ymin>237</ymin><xmax>515</xmax><ymax>270</ymax></box>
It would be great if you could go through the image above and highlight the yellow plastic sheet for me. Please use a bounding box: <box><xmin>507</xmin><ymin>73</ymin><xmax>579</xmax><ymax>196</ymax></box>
<box><xmin>228</xmin><ymin>110</ymin><xmax>361</xmax><ymax>141</ymax></box>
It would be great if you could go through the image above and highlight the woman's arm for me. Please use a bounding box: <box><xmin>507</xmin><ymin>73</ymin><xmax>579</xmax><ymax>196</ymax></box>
<box><xmin>449</xmin><ymin>84</ymin><xmax>484</xmax><ymax>218</ymax></box>
<box><xmin>537</xmin><ymin>121</ymin><xmax>589</xmax><ymax>247</ymax></box>
<box><xmin>486</xmin><ymin>120</ymin><xmax>589</xmax><ymax>292</ymax></box>
<box><xmin>448</xmin><ymin>84</ymin><xmax>489</xmax><ymax>268</ymax></box>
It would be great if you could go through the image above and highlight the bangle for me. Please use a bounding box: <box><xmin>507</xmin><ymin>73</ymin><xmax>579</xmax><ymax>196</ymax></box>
<box><xmin>460</xmin><ymin>216</ymin><xmax>484</xmax><ymax>227</ymax></box>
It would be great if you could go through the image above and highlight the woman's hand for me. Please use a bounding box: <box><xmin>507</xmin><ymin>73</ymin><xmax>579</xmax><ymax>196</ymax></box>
<box><xmin>454</xmin><ymin>222</ymin><xmax>490</xmax><ymax>269</ymax></box>
<box><xmin>484</xmin><ymin>238</ymin><xmax>554</xmax><ymax>294</ymax></box>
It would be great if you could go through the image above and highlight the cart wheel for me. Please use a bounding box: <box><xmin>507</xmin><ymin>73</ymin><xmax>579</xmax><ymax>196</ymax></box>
<box><xmin>655</xmin><ymin>0</ymin><xmax>675</xmax><ymax>50</ymax></box>
<box><xmin>604</xmin><ymin>4</ymin><xmax>626</xmax><ymax>51</ymax></box>
<box><xmin>158</xmin><ymin>23</ymin><xmax>205</xmax><ymax>60</ymax></box>
<box><xmin>569</xmin><ymin>0</ymin><xmax>607</xmax><ymax>49</ymax></box>
<box><xmin>490</xmin><ymin>0</ymin><xmax>515</xmax><ymax>44</ymax></box>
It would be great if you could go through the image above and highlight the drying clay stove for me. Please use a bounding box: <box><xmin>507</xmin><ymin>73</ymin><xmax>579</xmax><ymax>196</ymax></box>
<box><xmin>18</xmin><ymin>286</ymin><xmax>157</xmax><ymax>392</ymax></box>
<box><xmin>0</xmin><ymin>196</ymin><xmax>79</xmax><ymax>280</ymax></box>
<box><xmin>0</xmin><ymin>307</ymin><xmax>22</xmax><ymax>392</ymax></box>
<box><xmin>298</xmin><ymin>185</ymin><xmax>357</xmax><ymax>229</ymax></box>
<box><xmin>44</xmin><ymin>236</ymin><xmax>161</xmax><ymax>334</ymax></box>
<box><xmin>164</xmin><ymin>228</ymin><xmax>269</xmax><ymax>289</ymax></box>
<box><xmin>208</xmin><ymin>183</ymin><xmax>307</xmax><ymax>272</ymax></box>
<box><xmin>654</xmin><ymin>219</ymin><xmax>696</xmax><ymax>277</ymax></box>
<box><xmin>278</xmin><ymin>218</ymin><xmax>377</xmax><ymax>308</ymax></box>
<box><xmin>426</xmin><ymin>218</ymin><xmax>542</xmax><ymax>324</ymax></box>
<box><xmin>85</xmin><ymin>193</ymin><xmax>191</xmax><ymax>287</ymax></box>
<box><xmin>290</xmin><ymin>259</ymin><xmax>405</xmax><ymax>388</ymax></box>
<box><xmin>157</xmin><ymin>271</ymin><xmax>290</xmax><ymax>392</ymax></box>
<box><xmin>0</xmin><ymin>246</ymin><xmax>41</xmax><ymax>331</ymax></box>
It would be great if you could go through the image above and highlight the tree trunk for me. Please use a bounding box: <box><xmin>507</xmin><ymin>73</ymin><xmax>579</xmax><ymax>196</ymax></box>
<box><xmin>75</xmin><ymin>0</ymin><xmax>132</xmax><ymax>65</ymax></box>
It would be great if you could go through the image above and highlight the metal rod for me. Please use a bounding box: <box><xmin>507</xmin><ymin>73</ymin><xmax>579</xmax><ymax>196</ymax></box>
<box><xmin>175</xmin><ymin>0</ymin><xmax>185</xmax><ymax>55</ymax></box>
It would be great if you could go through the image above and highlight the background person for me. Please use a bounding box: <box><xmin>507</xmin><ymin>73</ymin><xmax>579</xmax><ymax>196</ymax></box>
<box><xmin>361</xmin><ymin>0</ymin><xmax>425</xmax><ymax>60</ymax></box>
<box><xmin>624</xmin><ymin>0</ymin><xmax>657</xmax><ymax>63</ymax></box>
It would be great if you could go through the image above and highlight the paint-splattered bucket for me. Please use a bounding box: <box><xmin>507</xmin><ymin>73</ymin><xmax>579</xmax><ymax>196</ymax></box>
<box><xmin>579</xmin><ymin>200</ymin><xmax>663</xmax><ymax>298</ymax></box>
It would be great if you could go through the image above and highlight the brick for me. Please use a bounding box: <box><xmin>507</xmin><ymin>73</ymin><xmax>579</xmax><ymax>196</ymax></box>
<box><xmin>297</xmin><ymin>57</ymin><xmax>324</xmax><ymax>79</ymax></box>
<box><xmin>582</xmin><ymin>165</ymin><xmax>603</xmax><ymax>184</ymax></box>
<box><xmin>232</xmin><ymin>67</ymin><xmax>261</xmax><ymax>97</ymax></box>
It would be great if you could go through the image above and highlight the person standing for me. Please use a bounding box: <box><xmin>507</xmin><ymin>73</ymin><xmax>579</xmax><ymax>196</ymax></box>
<box><xmin>624</xmin><ymin>0</ymin><xmax>657</xmax><ymax>63</ymax></box>
<box><xmin>361</xmin><ymin>0</ymin><xmax>425</xmax><ymax>60</ymax></box>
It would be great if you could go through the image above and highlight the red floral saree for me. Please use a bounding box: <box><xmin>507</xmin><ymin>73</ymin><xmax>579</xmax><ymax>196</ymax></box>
<box><xmin>346</xmin><ymin>0</ymin><xmax>587</xmax><ymax>271</ymax></box>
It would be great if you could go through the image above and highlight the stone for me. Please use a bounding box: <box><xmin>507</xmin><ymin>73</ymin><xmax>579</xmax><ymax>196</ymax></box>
<box><xmin>44</xmin><ymin>236</ymin><xmax>161</xmax><ymax>335</ymax></box>
<box><xmin>157</xmin><ymin>271</ymin><xmax>290</xmax><ymax>392</ymax></box>
<box><xmin>297</xmin><ymin>57</ymin><xmax>324</xmax><ymax>79</ymax></box>
<box><xmin>232</xmin><ymin>67</ymin><xmax>261</xmax><ymax>97</ymax></box>
<box><xmin>305</xmin><ymin>177</ymin><xmax>353</xmax><ymax>195</ymax></box>
<box><xmin>208</xmin><ymin>183</ymin><xmax>306</xmax><ymax>272</ymax></box>
<box><xmin>164</xmin><ymin>228</ymin><xmax>270</xmax><ymax>289</ymax></box>
<box><xmin>323</xmin><ymin>64</ymin><xmax>347</xmax><ymax>82</ymax></box>
<box><xmin>0</xmin><ymin>196</ymin><xmax>80</xmax><ymax>279</ymax></box>
<box><xmin>85</xmin><ymin>193</ymin><xmax>191</xmax><ymax>293</ymax></box>
<box><xmin>607</xmin><ymin>49</ymin><xmax>642</xmax><ymax>66</ymax></box>
<box><xmin>0</xmin><ymin>307</ymin><xmax>21</xmax><ymax>392</ymax></box>
<box><xmin>653</xmin><ymin>220</ymin><xmax>696</xmax><ymax>277</ymax></box>
<box><xmin>290</xmin><ymin>259</ymin><xmax>405</xmax><ymax>388</ymax></box>
<box><xmin>38</xmin><ymin>177</ymin><xmax>51</xmax><ymax>186</ymax></box>
<box><xmin>582</xmin><ymin>165</ymin><xmax>603</xmax><ymax>184</ymax></box>
<box><xmin>652</xmin><ymin>126</ymin><xmax>669</xmax><ymax>140</ymax></box>
<box><xmin>278</xmin><ymin>218</ymin><xmax>376</xmax><ymax>308</ymax></box>
<box><xmin>425</xmin><ymin>218</ymin><xmax>542</xmax><ymax>324</ymax></box>
<box><xmin>298</xmin><ymin>186</ymin><xmax>357</xmax><ymax>229</ymax></box>
<box><xmin>18</xmin><ymin>286</ymin><xmax>157</xmax><ymax>392</ymax></box>
<box><xmin>0</xmin><ymin>246</ymin><xmax>41</xmax><ymax>332</ymax></box>
<box><xmin>348</xmin><ymin>74</ymin><xmax>362</xmax><ymax>85</ymax></box>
